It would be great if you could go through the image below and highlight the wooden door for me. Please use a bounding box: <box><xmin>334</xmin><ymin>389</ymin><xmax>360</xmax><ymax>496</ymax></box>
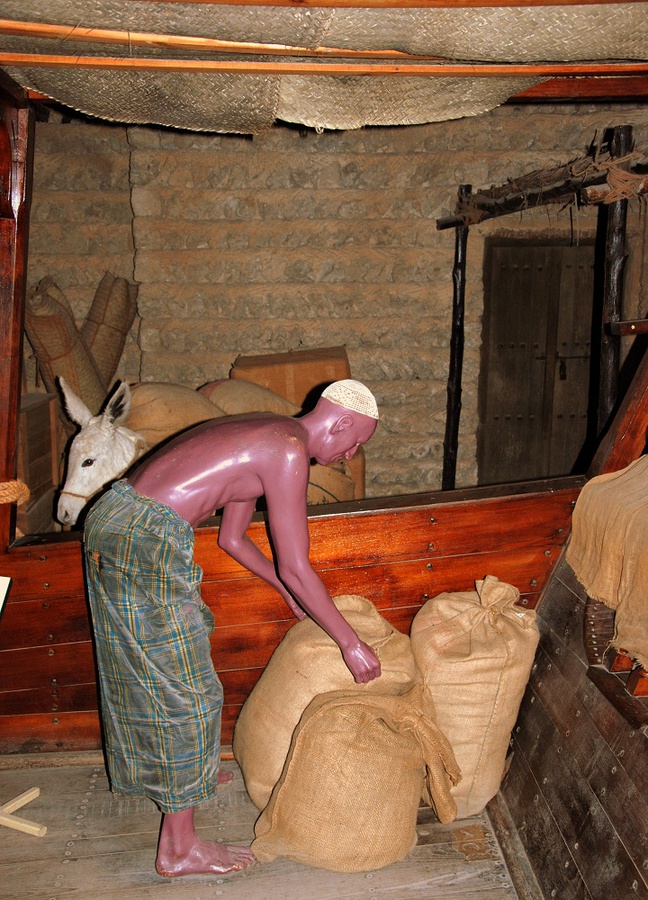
<box><xmin>478</xmin><ymin>240</ymin><xmax>595</xmax><ymax>485</ymax></box>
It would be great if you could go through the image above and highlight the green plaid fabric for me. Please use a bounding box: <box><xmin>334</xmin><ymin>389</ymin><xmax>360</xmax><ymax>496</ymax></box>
<box><xmin>84</xmin><ymin>480</ymin><xmax>222</xmax><ymax>813</ymax></box>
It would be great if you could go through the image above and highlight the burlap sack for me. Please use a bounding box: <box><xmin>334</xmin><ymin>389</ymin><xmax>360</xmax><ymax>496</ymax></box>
<box><xmin>24</xmin><ymin>277</ymin><xmax>106</xmax><ymax>415</ymax></box>
<box><xmin>81</xmin><ymin>272</ymin><xmax>138</xmax><ymax>386</ymax></box>
<box><xmin>410</xmin><ymin>576</ymin><xmax>539</xmax><ymax>818</ymax></box>
<box><xmin>233</xmin><ymin>594</ymin><xmax>419</xmax><ymax>810</ymax></box>
<box><xmin>126</xmin><ymin>381</ymin><xmax>225</xmax><ymax>446</ymax></box>
<box><xmin>252</xmin><ymin>684</ymin><xmax>460</xmax><ymax>872</ymax></box>
<box><xmin>307</xmin><ymin>460</ymin><xmax>355</xmax><ymax>504</ymax></box>
<box><xmin>566</xmin><ymin>454</ymin><xmax>648</xmax><ymax>667</ymax></box>
<box><xmin>199</xmin><ymin>378</ymin><xmax>300</xmax><ymax>416</ymax></box>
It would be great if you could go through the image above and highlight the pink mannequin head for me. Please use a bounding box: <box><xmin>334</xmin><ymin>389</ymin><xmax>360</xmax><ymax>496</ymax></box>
<box><xmin>302</xmin><ymin>379</ymin><xmax>379</xmax><ymax>467</ymax></box>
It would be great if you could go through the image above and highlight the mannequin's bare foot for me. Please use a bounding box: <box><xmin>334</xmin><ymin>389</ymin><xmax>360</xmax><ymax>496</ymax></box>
<box><xmin>156</xmin><ymin>838</ymin><xmax>255</xmax><ymax>877</ymax></box>
<box><xmin>217</xmin><ymin>767</ymin><xmax>234</xmax><ymax>785</ymax></box>
<box><xmin>156</xmin><ymin>808</ymin><xmax>255</xmax><ymax>877</ymax></box>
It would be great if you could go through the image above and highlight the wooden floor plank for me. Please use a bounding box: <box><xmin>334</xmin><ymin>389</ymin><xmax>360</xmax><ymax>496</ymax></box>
<box><xmin>0</xmin><ymin>758</ymin><xmax>525</xmax><ymax>899</ymax></box>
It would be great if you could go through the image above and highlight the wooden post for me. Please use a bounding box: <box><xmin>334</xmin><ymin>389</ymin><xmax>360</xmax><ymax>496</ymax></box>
<box><xmin>442</xmin><ymin>185</ymin><xmax>470</xmax><ymax>491</ymax></box>
<box><xmin>0</xmin><ymin>77</ymin><xmax>33</xmax><ymax>553</ymax></box>
<box><xmin>597</xmin><ymin>125</ymin><xmax>632</xmax><ymax>435</ymax></box>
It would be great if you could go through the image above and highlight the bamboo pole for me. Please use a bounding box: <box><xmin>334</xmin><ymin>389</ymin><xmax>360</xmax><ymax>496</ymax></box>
<box><xmin>1</xmin><ymin>53</ymin><xmax>647</xmax><ymax>78</ymax></box>
<box><xmin>0</xmin><ymin>19</ymin><xmax>444</xmax><ymax>60</ymax></box>
<box><xmin>115</xmin><ymin>0</ymin><xmax>648</xmax><ymax>7</ymax></box>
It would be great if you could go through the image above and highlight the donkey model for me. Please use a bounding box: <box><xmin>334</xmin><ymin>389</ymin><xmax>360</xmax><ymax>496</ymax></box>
<box><xmin>56</xmin><ymin>378</ymin><xmax>223</xmax><ymax>525</ymax></box>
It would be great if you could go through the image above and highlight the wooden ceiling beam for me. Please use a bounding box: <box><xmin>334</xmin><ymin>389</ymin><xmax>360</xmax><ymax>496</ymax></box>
<box><xmin>513</xmin><ymin>76</ymin><xmax>648</xmax><ymax>102</ymax></box>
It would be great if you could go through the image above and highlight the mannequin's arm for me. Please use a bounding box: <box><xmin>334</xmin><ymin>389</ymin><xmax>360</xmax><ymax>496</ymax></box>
<box><xmin>218</xmin><ymin>500</ymin><xmax>306</xmax><ymax>620</ymax></box>
<box><xmin>263</xmin><ymin>474</ymin><xmax>381</xmax><ymax>684</ymax></box>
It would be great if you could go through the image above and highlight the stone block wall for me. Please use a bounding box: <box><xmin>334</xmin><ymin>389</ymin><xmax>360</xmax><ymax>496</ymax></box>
<box><xmin>25</xmin><ymin>104</ymin><xmax>648</xmax><ymax>499</ymax></box>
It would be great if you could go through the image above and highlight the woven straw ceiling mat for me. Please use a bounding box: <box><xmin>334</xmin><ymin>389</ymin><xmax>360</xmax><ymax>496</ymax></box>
<box><xmin>1</xmin><ymin>3</ymin><xmax>646</xmax><ymax>134</ymax></box>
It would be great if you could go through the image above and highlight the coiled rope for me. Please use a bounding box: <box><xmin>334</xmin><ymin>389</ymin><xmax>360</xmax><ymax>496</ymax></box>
<box><xmin>0</xmin><ymin>480</ymin><xmax>31</xmax><ymax>506</ymax></box>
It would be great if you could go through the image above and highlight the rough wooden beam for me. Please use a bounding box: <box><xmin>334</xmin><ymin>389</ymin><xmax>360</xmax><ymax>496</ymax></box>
<box><xmin>437</xmin><ymin>170</ymin><xmax>607</xmax><ymax>229</ymax></box>
<box><xmin>581</xmin><ymin>175</ymin><xmax>648</xmax><ymax>204</ymax></box>
<box><xmin>597</xmin><ymin>125</ymin><xmax>632</xmax><ymax>435</ymax></box>
<box><xmin>442</xmin><ymin>184</ymin><xmax>470</xmax><ymax>491</ymax></box>
<box><xmin>589</xmin><ymin>343</ymin><xmax>648</xmax><ymax>477</ymax></box>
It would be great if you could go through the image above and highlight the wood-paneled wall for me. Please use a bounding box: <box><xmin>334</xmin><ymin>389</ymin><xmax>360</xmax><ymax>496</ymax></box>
<box><xmin>501</xmin><ymin>555</ymin><xmax>648</xmax><ymax>899</ymax></box>
<box><xmin>0</xmin><ymin>480</ymin><xmax>579</xmax><ymax>754</ymax></box>
<box><xmin>498</xmin><ymin>347</ymin><xmax>648</xmax><ymax>899</ymax></box>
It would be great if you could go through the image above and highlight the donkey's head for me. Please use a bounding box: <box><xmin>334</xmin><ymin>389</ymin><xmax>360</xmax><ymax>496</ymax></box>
<box><xmin>57</xmin><ymin>378</ymin><xmax>148</xmax><ymax>525</ymax></box>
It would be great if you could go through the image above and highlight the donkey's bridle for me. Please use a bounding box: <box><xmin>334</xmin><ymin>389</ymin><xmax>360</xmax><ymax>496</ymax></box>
<box><xmin>58</xmin><ymin>489</ymin><xmax>92</xmax><ymax>503</ymax></box>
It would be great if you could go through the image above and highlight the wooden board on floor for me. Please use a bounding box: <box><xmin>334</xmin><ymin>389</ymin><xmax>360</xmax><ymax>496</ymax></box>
<box><xmin>0</xmin><ymin>758</ymin><xmax>530</xmax><ymax>900</ymax></box>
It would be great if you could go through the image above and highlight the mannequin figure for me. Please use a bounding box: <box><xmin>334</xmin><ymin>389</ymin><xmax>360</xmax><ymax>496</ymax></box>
<box><xmin>83</xmin><ymin>379</ymin><xmax>380</xmax><ymax>877</ymax></box>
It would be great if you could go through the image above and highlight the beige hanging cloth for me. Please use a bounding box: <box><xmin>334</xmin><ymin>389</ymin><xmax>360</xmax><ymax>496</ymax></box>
<box><xmin>566</xmin><ymin>454</ymin><xmax>648</xmax><ymax>668</ymax></box>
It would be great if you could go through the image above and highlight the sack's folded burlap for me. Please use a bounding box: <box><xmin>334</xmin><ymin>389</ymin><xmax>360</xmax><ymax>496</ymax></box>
<box><xmin>233</xmin><ymin>594</ymin><xmax>419</xmax><ymax>810</ymax></box>
<box><xmin>410</xmin><ymin>576</ymin><xmax>539</xmax><ymax>818</ymax></box>
<box><xmin>252</xmin><ymin>683</ymin><xmax>460</xmax><ymax>872</ymax></box>
<box><xmin>566</xmin><ymin>454</ymin><xmax>648</xmax><ymax>668</ymax></box>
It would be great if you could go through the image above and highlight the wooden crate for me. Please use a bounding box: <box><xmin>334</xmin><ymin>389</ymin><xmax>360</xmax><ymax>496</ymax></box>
<box><xmin>15</xmin><ymin>392</ymin><xmax>59</xmax><ymax>535</ymax></box>
<box><xmin>230</xmin><ymin>346</ymin><xmax>351</xmax><ymax>409</ymax></box>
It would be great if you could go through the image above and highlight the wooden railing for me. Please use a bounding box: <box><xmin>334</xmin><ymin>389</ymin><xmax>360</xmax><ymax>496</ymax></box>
<box><xmin>0</xmin><ymin>478</ymin><xmax>581</xmax><ymax>753</ymax></box>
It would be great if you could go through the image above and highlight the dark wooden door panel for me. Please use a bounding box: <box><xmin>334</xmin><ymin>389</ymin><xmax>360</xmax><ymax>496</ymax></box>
<box><xmin>479</xmin><ymin>240</ymin><xmax>595</xmax><ymax>484</ymax></box>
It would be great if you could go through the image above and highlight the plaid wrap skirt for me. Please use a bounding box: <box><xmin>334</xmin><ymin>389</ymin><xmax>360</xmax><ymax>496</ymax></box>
<box><xmin>84</xmin><ymin>480</ymin><xmax>223</xmax><ymax>813</ymax></box>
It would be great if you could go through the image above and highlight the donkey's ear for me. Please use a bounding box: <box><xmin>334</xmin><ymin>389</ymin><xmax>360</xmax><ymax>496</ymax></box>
<box><xmin>58</xmin><ymin>376</ymin><xmax>93</xmax><ymax>428</ymax></box>
<box><xmin>104</xmin><ymin>381</ymin><xmax>131</xmax><ymax>426</ymax></box>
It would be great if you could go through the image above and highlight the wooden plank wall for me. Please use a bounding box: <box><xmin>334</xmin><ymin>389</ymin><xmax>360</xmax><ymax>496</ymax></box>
<box><xmin>499</xmin><ymin>347</ymin><xmax>648</xmax><ymax>899</ymax></box>
<box><xmin>0</xmin><ymin>481</ymin><xmax>580</xmax><ymax>754</ymax></box>
<box><xmin>501</xmin><ymin>555</ymin><xmax>648</xmax><ymax>899</ymax></box>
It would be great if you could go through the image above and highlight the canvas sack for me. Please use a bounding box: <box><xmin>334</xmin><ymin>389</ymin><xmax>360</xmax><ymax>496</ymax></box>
<box><xmin>127</xmin><ymin>381</ymin><xmax>225</xmax><ymax>446</ymax></box>
<box><xmin>251</xmin><ymin>683</ymin><xmax>460</xmax><ymax>872</ymax></box>
<box><xmin>233</xmin><ymin>594</ymin><xmax>419</xmax><ymax>810</ymax></box>
<box><xmin>410</xmin><ymin>576</ymin><xmax>539</xmax><ymax>817</ymax></box>
<box><xmin>199</xmin><ymin>378</ymin><xmax>300</xmax><ymax>416</ymax></box>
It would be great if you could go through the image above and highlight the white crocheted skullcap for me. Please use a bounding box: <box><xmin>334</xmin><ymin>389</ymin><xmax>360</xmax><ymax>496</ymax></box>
<box><xmin>321</xmin><ymin>379</ymin><xmax>379</xmax><ymax>420</ymax></box>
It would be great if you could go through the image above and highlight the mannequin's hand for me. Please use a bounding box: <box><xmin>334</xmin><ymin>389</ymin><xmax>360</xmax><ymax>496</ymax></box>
<box><xmin>342</xmin><ymin>640</ymin><xmax>381</xmax><ymax>684</ymax></box>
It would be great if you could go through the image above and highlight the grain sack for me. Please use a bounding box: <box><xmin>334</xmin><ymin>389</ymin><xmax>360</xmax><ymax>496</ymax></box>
<box><xmin>252</xmin><ymin>684</ymin><xmax>460</xmax><ymax>872</ymax></box>
<box><xmin>81</xmin><ymin>273</ymin><xmax>138</xmax><ymax>386</ymax></box>
<box><xmin>307</xmin><ymin>460</ymin><xmax>356</xmax><ymax>504</ymax></box>
<box><xmin>24</xmin><ymin>277</ymin><xmax>106</xmax><ymax>415</ymax></box>
<box><xmin>233</xmin><ymin>594</ymin><xmax>419</xmax><ymax>810</ymax></box>
<box><xmin>410</xmin><ymin>576</ymin><xmax>539</xmax><ymax>818</ymax></box>
<box><xmin>127</xmin><ymin>382</ymin><xmax>225</xmax><ymax>446</ymax></box>
<box><xmin>199</xmin><ymin>378</ymin><xmax>300</xmax><ymax>416</ymax></box>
